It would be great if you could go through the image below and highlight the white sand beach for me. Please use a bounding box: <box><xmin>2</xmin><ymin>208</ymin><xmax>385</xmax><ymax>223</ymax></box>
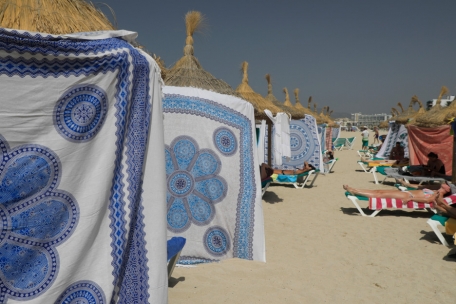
<box><xmin>169</xmin><ymin>131</ymin><xmax>456</xmax><ymax>303</ymax></box>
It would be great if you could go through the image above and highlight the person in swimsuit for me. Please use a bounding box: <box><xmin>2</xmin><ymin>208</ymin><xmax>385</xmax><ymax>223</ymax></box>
<box><xmin>373</xmin><ymin>127</ymin><xmax>380</xmax><ymax>144</ymax></box>
<box><xmin>260</xmin><ymin>160</ymin><xmax>316</xmax><ymax>178</ymax></box>
<box><xmin>343</xmin><ymin>183</ymin><xmax>451</xmax><ymax>204</ymax></box>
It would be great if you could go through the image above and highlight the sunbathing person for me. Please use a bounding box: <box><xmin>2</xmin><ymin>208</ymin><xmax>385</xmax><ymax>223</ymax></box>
<box><xmin>434</xmin><ymin>194</ymin><xmax>456</xmax><ymax>219</ymax></box>
<box><xmin>260</xmin><ymin>161</ymin><xmax>315</xmax><ymax>178</ymax></box>
<box><xmin>343</xmin><ymin>183</ymin><xmax>451</xmax><ymax>204</ymax></box>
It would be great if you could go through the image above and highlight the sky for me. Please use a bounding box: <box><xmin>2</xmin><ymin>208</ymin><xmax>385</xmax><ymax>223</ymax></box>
<box><xmin>98</xmin><ymin>0</ymin><xmax>456</xmax><ymax>115</ymax></box>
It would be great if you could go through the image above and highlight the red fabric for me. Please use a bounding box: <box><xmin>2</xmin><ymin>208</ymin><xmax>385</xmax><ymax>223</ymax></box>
<box><xmin>325</xmin><ymin>127</ymin><xmax>332</xmax><ymax>151</ymax></box>
<box><xmin>406</xmin><ymin>125</ymin><xmax>453</xmax><ymax>175</ymax></box>
<box><xmin>368</xmin><ymin>194</ymin><xmax>456</xmax><ymax>210</ymax></box>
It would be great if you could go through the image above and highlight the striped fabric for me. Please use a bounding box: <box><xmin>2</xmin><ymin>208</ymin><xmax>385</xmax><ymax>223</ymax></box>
<box><xmin>369</xmin><ymin>194</ymin><xmax>456</xmax><ymax>210</ymax></box>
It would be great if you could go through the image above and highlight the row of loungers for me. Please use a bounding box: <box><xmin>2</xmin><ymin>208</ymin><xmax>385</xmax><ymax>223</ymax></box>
<box><xmin>349</xmin><ymin>150</ymin><xmax>456</xmax><ymax>248</ymax></box>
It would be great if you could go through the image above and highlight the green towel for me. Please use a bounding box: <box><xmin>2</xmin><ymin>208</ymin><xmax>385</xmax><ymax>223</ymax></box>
<box><xmin>430</xmin><ymin>214</ymin><xmax>449</xmax><ymax>226</ymax></box>
<box><xmin>344</xmin><ymin>191</ymin><xmax>368</xmax><ymax>201</ymax></box>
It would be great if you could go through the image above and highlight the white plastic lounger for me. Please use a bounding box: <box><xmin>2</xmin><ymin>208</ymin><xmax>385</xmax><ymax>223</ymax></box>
<box><xmin>272</xmin><ymin>170</ymin><xmax>320</xmax><ymax>189</ymax></box>
<box><xmin>333</xmin><ymin>138</ymin><xmax>346</xmax><ymax>151</ymax></box>
<box><xmin>261</xmin><ymin>177</ymin><xmax>273</xmax><ymax>196</ymax></box>
<box><xmin>426</xmin><ymin>215</ymin><xmax>452</xmax><ymax>247</ymax></box>
<box><xmin>323</xmin><ymin>158</ymin><xmax>338</xmax><ymax>174</ymax></box>
<box><xmin>344</xmin><ymin>193</ymin><xmax>456</xmax><ymax>218</ymax></box>
<box><xmin>378</xmin><ymin>167</ymin><xmax>447</xmax><ymax>185</ymax></box>
<box><xmin>345</xmin><ymin>137</ymin><xmax>356</xmax><ymax>150</ymax></box>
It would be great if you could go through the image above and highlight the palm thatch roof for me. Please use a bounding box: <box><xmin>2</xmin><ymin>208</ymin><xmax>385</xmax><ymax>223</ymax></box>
<box><xmin>395</xmin><ymin>95</ymin><xmax>426</xmax><ymax>124</ymax></box>
<box><xmin>236</xmin><ymin>61</ymin><xmax>282</xmax><ymax>119</ymax></box>
<box><xmin>0</xmin><ymin>0</ymin><xmax>115</xmax><ymax>34</ymax></box>
<box><xmin>264</xmin><ymin>74</ymin><xmax>303</xmax><ymax>119</ymax></box>
<box><xmin>311</xmin><ymin>102</ymin><xmax>324</xmax><ymax>124</ymax></box>
<box><xmin>378</xmin><ymin>120</ymin><xmax>389</xmax><ymax>129</ymax></box>
<box><xmin>153</xmin><ymin>54</ymin><xmax>167</xmax><ymax>80</ymax></box>
<box><xmin>293</xmin><ymin>89</ymin><xmax>315</xmax><ymax>118</ymax></box>
<box><xmin>164</xmin><ymin>11</ymin><xmax>238</xmax><ymax>97</ymax></box>
<box><xmin>415</xmin><ymin>86</ymin><xmax>449</xmax><ymax>127</ymax></box>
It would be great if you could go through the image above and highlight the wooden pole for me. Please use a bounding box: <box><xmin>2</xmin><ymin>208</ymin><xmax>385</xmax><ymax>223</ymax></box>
<box><xmin>267</xmin><ymin>120</ymin><xmax>272</xmax><ymax>166</ymax></box>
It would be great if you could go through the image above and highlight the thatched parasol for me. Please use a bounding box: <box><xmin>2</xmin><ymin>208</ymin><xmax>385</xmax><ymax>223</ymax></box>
<box><xmin>293</xmin><ymin>89</ymin><xmax>315</xmax><ymax>118</ymax></box>
<box><xmin>236</xmin><ymin>61</ymin><xmax>282</xmax><ymax>119</ymax></box>
<box><xmin>0</xmin><ymin>0</ymin><xmax>115</xmax><ymax>34</ymax></box>
<box><xmin>153</xmin><ymin>54</ymin><xmax>167</xmax><ymax>80</ymax></box>
<box><xmin>165</xmin><ymin>11</ymin><xmax>238</xmax><ymax>97</ymax></box>
<box><xmin>395</xmin><ymin>96</ymin><xmax>426</xmax><ymax>124</ymax></box>
<box><xmin>378</xmin><ymin>120</ymin><xmax>389</xmax><ymax>129</ymax></box>
<box><xmin>264</xmin><ymin>74</ymin><xmax>303</xmax><ymax>119</ymax></box>
<box><xmin>415</xmin><ymin>86</ymin><xmax>449</xmax><ymax>127</ymax></box>
<box><xmin>397</xmin><ymin>102</ymin><xmax>405</xmax><ymax>114</ymax></box>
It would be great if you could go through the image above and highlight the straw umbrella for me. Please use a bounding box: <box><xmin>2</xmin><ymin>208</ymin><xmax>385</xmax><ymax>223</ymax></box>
<box><xmin>293</xmin><ymin>89</ymin><xmax>316</xmax><ymax>119</ymax></box>
<box><xmin>236</xmin><ymin>61</ymin><xmax>282</xmax><ymax>119</ymax></box>
<box><xmin>0</xmin><ymin>0</ymin><xmax>115</xmax><ymax>34</ymax></box>
<box><xmin>415</xmin><ymin>86</ymin><xmax>449</xmax><ymax>128</ymax></box>
<box><xmin>153</xmin><ymin>54</ymin><xmax>167</xmax><ymax>80</ymax></box>
<box><xmin>395</xmin><ymin>96</ymin><xmax>426</xmax><ymax>125</ymax></box>
<box><xmin>236</xmin><ymin>62</ymin><xmax>283</xmax><ymax>164</ymax></box>
<box><xmin>264</xmin><ymin>74</ymin><xmax>303</xmax><ymax>119</ymax></box>
<box><xmin>165</xmin><ymin>11</ymin><xmax>239</xmax><ymax>97</ymax></box>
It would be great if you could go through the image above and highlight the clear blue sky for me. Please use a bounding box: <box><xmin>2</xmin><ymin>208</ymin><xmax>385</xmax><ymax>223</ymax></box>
<box><xmin>99</xmin><ymin>0</ymin><xmax>456</xmax><ymax>115</ymax></box>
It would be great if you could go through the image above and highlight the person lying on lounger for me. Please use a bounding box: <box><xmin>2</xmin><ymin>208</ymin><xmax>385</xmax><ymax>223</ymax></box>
<box><xmin>260</xmin><ymin>161</ymin><xmax>315</xmax><ymax>179</ymax></box>
<box><xmin>343</xmin><ymin>183</ymin><xmax>451</xmax><ymax>204</ymax></box>
<box><xmin>434</xmin><ymin>195</ymin><xmax>456</xmax><ymax>219</ymax></box>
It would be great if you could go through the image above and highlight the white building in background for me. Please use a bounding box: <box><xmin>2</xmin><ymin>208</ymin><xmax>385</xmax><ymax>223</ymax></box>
<box><xmin>349</xmin><ymin>113</ymin><xmax>391</xmax><ymax>128</ymax></box>
<box><xmin>426</xmin><ymin>95</ymin><xmax>455</xmax><ymax>110</ymax></box>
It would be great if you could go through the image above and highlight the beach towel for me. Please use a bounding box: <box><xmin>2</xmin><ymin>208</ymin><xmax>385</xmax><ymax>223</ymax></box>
<box><xmin>369</xmin><ymin>194</ymin><xmax>456</xmax><ymax>210</ymax></box>
<box><xmin>0</xmin><ymin>29</ymin><xmax>167</xmax><ymax>303</ymax></box>
<box><xmin>325</xmin><ymin>127</ymin><xmax>333</xmax><ymax>151</ymax></box>
<box><xmin>332</xmin><ymin>126</ymin><xmax>341</xmax><ymax>140</ymax></box>
<box><xmin>407</xmin><ymin>125</ymin><xmax>453</xmax><ymax>175</ymax></box>
<box><xmin>265</xmin><ymin>115</ymin><xmax>322</xmax><ymax>170</ymax></box>
<box><xmin>162</xmin><ymin>86</ymin><xmax>265</xmax><ymax>265</ymax></box>
<box><xmin>375</xmin><ymin>122</ymin><xmax>409</xmax><ymax>159</ymax></box>
<box><xmin>264</xmin><ymin>110</ymin><xmax>291</xmax><ymax>166</ymax></box>
<box><xmin>257</xmin><ymin>120</ymin><xmax>266</xmax><ymax>164</ymax></box>
<box><xmin>317</xmin><ymin>124</ymin><xmax>327</xmax><ymax>152</ymax></box>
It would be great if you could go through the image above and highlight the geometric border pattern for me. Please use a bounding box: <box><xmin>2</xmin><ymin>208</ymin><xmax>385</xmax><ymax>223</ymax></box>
<box><xmin>163</xmin><ymin>94</ymin><xmax>256</xmax><ymax>261</ymax></box>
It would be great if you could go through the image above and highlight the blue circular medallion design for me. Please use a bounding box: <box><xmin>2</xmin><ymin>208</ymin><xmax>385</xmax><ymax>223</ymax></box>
<box><xmin>54</xmin><ymin>84</ymin><xmax>108</xmax><ymax>142</ymax></box>
<box><xmin>213</xmin><ymin>127</ymin><xmax>237</xmax><ymax>156</ymax></box>
<box><xmin>166</xmin><ymin>136</ymin><xmax>227</xmax><ymax>233</ymax></box>
<box><xmin>168</xmin><ymin>171</ymin><xmax>194</xmax><ymax>197</ymax></box>
<box><xmin>204</xmin><ymin>226</ymin><xmax>230</xmax><ymax>257</ymax></box>
<box><xmin>55</xmin><ymin>280</ymin><xmax>106</xmax><ymax>304</ymax></box>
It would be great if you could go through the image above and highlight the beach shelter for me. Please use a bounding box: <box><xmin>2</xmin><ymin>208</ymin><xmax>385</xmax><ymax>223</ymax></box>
<box><xmin>0</xmin><ymin>1</ymin><xmax>168</xmax><ymax>303</ymax></box>
<box><xmin>395</xmin><ymin>96</ymin><xmax>425</xmax><ymax>125</ymax></box>
<box><xmin>294</xmin><ymin>89</ymin><xmax>317</xmax><ymax>119</ymax></box>
<box><xmin>408</xmin><ymin>86</ymin><xmax>453</xmax><ymax>175</ymax></box>
<box><xmin>264</xmin><ymin>74</ymin><xmax>303</xmax><ymax>119</ymax></box>
<box><xmin>163</xmin><ymin>11</ymin><xmax>265</xmax><ymax>264</ymax></box>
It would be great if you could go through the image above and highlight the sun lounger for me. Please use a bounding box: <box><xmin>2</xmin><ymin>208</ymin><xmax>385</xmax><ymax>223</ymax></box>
<box><xmin>356</xmin><ymin>159</ymin><xmax>390</xmax><ymax>174</ymax></box>
<box><xmin>427</xmin><ymin>214</ymin><xmax>452</xmax><ymax>247</ymax></box>
<box><xmin>377</xmin><ymin>167</ymin><xmax>447</xmax><ymax>185</ymax></box>
<box><xmin>345</xmin><ymin>137</ymin><xmax>356</xmax><ymax>150</ymax></box>
<box><xmin>272</xmin><ymin>169</ymin><xmax>320</xmax><ymax>189</ymax></box>
<box><xmin>344</xmin><ymin>192</ymin><xmax>456</xmax><ymax>218</ymax></box>
<box><xmin>261</xmin><ymin>177</ymin><xmax>273</xmax><ymax>196</ymax></box>
<box><xmin>333</xmin><ymin>138</ymin><xmax>346</xmax><ymax>151</ymax></box>
<box><xmin>323</xmin><ymin>158</ymin><xmax>338</xmax><ymax>174</ymax></box>
<box><xmin>167</xmin><ymin>237</ymin><xmax>186</xmax><ymax>279</ymax></box>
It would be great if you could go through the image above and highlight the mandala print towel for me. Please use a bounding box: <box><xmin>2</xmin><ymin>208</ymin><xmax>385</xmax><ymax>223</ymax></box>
<box><xmin>0</xmin><ymin>29</ymin><xmax>167</xmax><ymax>303</ymax></box>
<box><xmin>265</xmin><ymin>115</ymin><xmax>322</xmax><ymax>170</ymax></box>
<box><xmin>376</xmin><ymin>122</ymin><xmax>409</xmax><ymax>159</ymax></box>
<box><xmin>317</xmin><ymin>124</ymin><xmax>326</xmax><ymax>152</ymax></box>
<box><xmin>332</xmin><ymin>126</ymin><xmax>340</xmax><ymax>140</ymax></box>
<box><xmin>162</xmin><ymin>86</ymin><xmax>265</xmax><ymax>264</ymax></box>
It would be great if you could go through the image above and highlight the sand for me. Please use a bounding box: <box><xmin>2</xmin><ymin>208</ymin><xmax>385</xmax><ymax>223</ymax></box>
<box><xmin>168</xmin><ymin>131</ymin><xmax>456</xmax><ymax>303</ymax></box>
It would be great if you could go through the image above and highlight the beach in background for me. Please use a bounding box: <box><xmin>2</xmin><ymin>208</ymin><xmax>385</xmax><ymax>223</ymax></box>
<box><xmin>169</xmin><ymin>130</ymin><xmax>456</xmax><ymax>303</ymax></box>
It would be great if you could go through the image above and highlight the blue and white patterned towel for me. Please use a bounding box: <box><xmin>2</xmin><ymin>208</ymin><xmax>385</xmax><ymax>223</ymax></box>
<box><xmin>0</xmin><ymin>29</ymin><xmax>167</xmax><ymax>303</ymax></box>
<box><xmin>162</xmin><ymin>86</ymin><xmax>265</xmax><ymax>264</ymax></box>
<box><xmin>376</xmin><ymin>122</ymin><xmax>409</xmax><ymax>159</ymax></box>
<box><xmin>265</xmin><ymin>115</ymin><xmax>322</xmax><ymax>170</ymax></box>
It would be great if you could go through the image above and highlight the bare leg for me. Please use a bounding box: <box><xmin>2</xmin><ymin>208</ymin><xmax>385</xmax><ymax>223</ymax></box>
<box><xmin>343</xmin><ymin>185</ymin><xmax>437</xmax><ymax>203</ymax></box>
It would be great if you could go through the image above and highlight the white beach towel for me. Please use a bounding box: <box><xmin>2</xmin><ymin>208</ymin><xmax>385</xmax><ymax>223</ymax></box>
<box><xmin>0</xmin><ymin>28</ymin><xmax>167</xmax><ymax>303</ymax></box>
<box><xmin>162</xmin><ymin>86</ymin><xmax>265</xmax><ymax>264</ymax></box>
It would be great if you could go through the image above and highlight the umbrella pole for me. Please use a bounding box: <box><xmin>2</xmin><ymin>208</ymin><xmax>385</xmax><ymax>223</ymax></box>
<box><xmin>267</xmin><ymin>120</ymin><xmax>272</xmax><ymax>166</ymax></box>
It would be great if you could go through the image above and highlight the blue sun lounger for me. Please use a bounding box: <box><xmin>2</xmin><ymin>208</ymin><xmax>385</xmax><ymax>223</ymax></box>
<box><xmin>272</xmin><ymin>169</ymin><xmax>320</xmax><ymax>189</ymax></box>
